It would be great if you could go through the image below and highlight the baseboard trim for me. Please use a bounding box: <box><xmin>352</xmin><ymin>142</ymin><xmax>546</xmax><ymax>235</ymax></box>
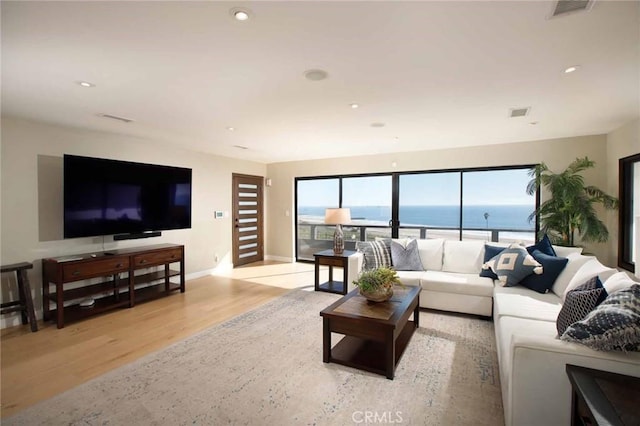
<box><xmin>265</xmin><ymin>255</ymin><xmax>294</xmax><ymax>263</ymax></box>
<box><xmin>185</xmin><ymin>269</ymin><xmax>216</xmax><ymax>280</ymax></box>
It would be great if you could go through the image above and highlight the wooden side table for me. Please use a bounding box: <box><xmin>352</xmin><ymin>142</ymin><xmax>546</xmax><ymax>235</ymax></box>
<box><xmin>314</xmin><ymin>249</ymin><xmax>356</xmax><ymax>295</ymax></box>
<box><xmin>566</xmin><ymin>364</ymin><xmax>640</xmax><ymax>426</ymax></box>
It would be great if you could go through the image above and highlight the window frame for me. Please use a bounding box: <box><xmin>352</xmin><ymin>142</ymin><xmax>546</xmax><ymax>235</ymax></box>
<box><xmin>618</xmin><ymin>153</ymin><xmax>640</xmax><ymax>273</ymax></box>
<box><xmin>295</xmin><ymin>164</ymin><xmax>539</xmax><ymax>262</ymax></box>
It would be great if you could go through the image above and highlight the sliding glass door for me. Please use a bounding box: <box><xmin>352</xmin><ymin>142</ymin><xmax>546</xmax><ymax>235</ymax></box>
<box><xmin>295</xmin><ymin>165</ymin><xmax>537</xmax><ymax>261</ymax></box>
<box><xmin>296</xmin><ymin>178</ymin><xmax>339</xmax><ymax>260</ymax></box>
<box><xmin>398</xmin><ymin>172</ymin><xmax>461</xmax><ymax>240</ymax></box>
<box><xmin>461</xmin><ymin>169</ymin><xmax>536</xmax><ymax>243</ymax></box>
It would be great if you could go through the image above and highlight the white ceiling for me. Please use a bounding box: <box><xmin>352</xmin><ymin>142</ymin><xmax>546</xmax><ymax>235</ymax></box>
<box><xmin>2</xmin><ymin>1</ymin><xmax>639</xmax><ymax>164</ymax></box>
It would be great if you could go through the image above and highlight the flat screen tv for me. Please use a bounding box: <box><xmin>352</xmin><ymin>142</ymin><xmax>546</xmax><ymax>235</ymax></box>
<box><xmin>64</xmin><ymin>155</ymin><xmax>192</xmax><ymax>239</ymax></box>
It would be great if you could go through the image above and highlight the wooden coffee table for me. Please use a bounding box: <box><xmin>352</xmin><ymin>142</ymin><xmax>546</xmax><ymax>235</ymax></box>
<box><xmin>320</xmin><ymin>285</ymin><xmax>420</xmax><ymax>380</ymax></box>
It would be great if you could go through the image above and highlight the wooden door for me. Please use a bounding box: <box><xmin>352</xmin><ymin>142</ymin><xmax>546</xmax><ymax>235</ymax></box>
<box><xmin>232</xmin><ymin>174</ymin><xmax>264</xmax><ymax>266</ymax></box>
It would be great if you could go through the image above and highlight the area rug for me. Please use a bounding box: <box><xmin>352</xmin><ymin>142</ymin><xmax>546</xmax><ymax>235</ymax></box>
<box><xmin>5</xmin><ymin>290</ymin><xmax>504</xmax><ymax>425</ymax></box>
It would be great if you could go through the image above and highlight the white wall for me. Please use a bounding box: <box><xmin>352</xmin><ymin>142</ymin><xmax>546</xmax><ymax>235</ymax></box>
<box><xmin>266</xmin><ymin>134</ymin><xmax>613</xmax><ymax>264</ymax></box>
<box><xmin>0</xmin><ymin>116</ymin><xmax>266</xmax><ymax>328</ymax></box>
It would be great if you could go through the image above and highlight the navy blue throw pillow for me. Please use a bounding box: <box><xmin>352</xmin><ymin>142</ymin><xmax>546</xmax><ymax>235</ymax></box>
<box><xmin>479</xmin><ymin>244</ymin><xmax>505</xmax><ymax>280</ymax></box>
<box><xmin>526</xmin><ymin>234</ymin><xmax>556</xmax><ymax>257</ymax></box>
<box><xmin>520</xmin><ymin>249</ymin><xmax>568</xmax><ymax>293</ymax></box>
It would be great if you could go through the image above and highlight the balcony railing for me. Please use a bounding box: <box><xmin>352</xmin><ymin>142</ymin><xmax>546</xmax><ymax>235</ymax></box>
<box><xmin>296</xmin><ymin>223</ymin><xmax>535</xmax><ymax>261</ymax></box>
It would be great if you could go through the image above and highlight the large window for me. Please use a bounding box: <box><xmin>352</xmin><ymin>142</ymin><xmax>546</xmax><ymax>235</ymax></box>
<box><xmin>343</xmin><ymin>176</ymin><xmax>392</xmax><ymax>226</ymax></box>
<box><xmin>296</xmin><ymin>179</ymin><xmax>339</xmax><ymax>259</ymax></box>
<box><xmin>462</xmin><ymin>169</ymin><xmax>536</xmax><ymax>243</ymax></box>
<box><xmin>398</xmin><ymin>172</ymin><xmax>460</xmax><ymax>240</ymax></box>
<box><xmin>295</xmin><ymin>166</ymin><xmax>537</xmax><ymax>261</ymax></box>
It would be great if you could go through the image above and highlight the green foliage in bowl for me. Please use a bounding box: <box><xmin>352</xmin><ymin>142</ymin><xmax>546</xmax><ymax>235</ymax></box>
<box><xmin>353</xmin><ymin>267</ymin><xmax>402</xmax><ymax>293</ymax></box>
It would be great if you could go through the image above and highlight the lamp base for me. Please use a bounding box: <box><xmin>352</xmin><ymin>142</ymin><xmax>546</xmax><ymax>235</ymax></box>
<box><xmin>333</xmin><ymin>224</ymin><xmax>345</xmax><ymax>254</ymax></box>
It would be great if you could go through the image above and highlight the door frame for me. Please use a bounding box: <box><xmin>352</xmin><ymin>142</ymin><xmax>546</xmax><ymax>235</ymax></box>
<box><xmin>232</xmin><ymin>173</ymin><xmax>265</xmax><ymax>267</ymax></box>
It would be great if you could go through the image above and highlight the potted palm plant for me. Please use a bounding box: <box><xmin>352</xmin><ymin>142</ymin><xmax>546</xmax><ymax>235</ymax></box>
<box><xmin>527</xmin><ymin>157</ymin><xmax>618</xmax><ymax>246</ymax></box>
<box><xmin>353</xmin><ymin>266</ymin><xmax>402</xmax><ymax>302</ymax></box>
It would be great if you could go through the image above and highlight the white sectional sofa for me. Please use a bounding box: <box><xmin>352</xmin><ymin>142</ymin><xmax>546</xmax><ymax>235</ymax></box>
<box><xmin>350</xmin><ymin>238</ymin><xmax>640</xmax><ymax>426</ymax></box>
<box><xmin>350</xmin><ymin>239</ymin><xmax>495</xmax><ymax>316</ymax></box>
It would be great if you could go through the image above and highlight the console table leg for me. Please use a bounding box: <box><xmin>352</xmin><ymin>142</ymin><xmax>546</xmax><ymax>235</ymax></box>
<box><xmin>323</xmin><ymin>318</ymin><xmax>331</xmax><ymax>363</ymax></box>
<box><xmin>56</xmin><ymin>283</ymin><xmax>64</xmax><ymax>329</ymax></box>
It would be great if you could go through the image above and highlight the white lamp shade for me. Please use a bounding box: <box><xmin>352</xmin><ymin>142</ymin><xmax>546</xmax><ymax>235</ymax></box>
<box><xmin>324</xmin><ymin>208</ymin><xmax>351</xmax><ymax>225</ymax></box>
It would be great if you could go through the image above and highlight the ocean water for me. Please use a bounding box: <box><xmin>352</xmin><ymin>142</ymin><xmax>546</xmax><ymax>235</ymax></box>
<box><xmin>299</xmin><ymin>205</ymin><xmax>535</xmax><ymax>231</ymax></box>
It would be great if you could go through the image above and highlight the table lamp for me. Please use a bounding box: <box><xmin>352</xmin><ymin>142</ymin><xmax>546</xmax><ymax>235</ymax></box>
<box><xmin>324</xmin><ymin>208</ymin><xmax>351</xmax><ymax>254</ymax></box>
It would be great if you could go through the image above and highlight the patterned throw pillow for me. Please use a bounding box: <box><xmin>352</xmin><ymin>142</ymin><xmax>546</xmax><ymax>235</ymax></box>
<box><xmin>355</xmin><ymin>240</ymin><xmax>392</xmax><ymax>271</ymax></box>
<box><xmin>520</xmin><ymin>250</ymin><xmax>568</xmax><ymax>294</ymax></box>
<box><xmin>479</xmin><ymin>244</ymin><xmax>506</xmax><ymax>279</ymax></box>
<box><xmin>561</xmin><ymin>284</ymin><xmax>640</xmax><ymax>351</ymax></box>
<box><xmin>390</xmin><ymin>239</ymin><xmax>424</xmax><ymax>271</ymax></box>
<box><xmin>482</xmin><ymin>244</ymin><xmax>543</xmax><ymax>287</ymax></box>
<box><xmin>556</xmin><ymin>276</ymin><xmax>607</xmax><ymax>335</ymax></box>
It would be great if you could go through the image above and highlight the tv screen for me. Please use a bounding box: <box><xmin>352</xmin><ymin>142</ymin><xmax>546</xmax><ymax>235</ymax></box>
<box><xmin>64</xmin><ymin>155</ymin><xmax>192</xmax><ymax>239</ymax></box>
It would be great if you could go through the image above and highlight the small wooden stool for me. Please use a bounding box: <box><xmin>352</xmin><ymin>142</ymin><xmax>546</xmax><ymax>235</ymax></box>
<box><xmin>1</xmin><ymin>262</ymin><xmax>38</xmax><ymax>332</ymax></box>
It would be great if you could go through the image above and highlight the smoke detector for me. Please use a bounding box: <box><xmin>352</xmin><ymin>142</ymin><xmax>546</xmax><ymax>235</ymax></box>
<box><xmin>549</xmin><ymin>0</ymin><xmax>595</xmax><ymax>18</ymax></box>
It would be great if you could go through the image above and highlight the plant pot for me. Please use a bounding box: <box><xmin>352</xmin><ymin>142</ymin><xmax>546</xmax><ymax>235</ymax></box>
<box><xmin>359</xmin><ymin>286</ymin><xmax>394</xmax><ymax>302</ymax></box>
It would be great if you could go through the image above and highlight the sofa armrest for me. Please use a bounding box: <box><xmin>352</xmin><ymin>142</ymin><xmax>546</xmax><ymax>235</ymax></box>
<box><xmin>506</xmin><ymin>333</ymin><xmax>640</xmax><ymax>426</ymax></box>
<box><xmin>346</xmin><ymin>252</ymin><xmax>364</xmax><ymax>293</ymax></box>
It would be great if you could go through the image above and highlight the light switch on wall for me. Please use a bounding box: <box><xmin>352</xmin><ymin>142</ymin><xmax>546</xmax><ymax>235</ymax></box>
<box><xmin>285</xmin><ymin>209</ymin><xmax>290</xmax><ymax>217</ymax></box>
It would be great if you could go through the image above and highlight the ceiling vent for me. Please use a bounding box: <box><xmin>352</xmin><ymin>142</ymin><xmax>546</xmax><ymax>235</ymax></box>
<box><xmin>550</xmin><ymin>0</ymin><xmax>595</xmax><ymax>18</ymax></box>
<box><xmin>509</xmin><ymin>107</ymin><xmax>530</xmax><ymax>118</ymax></box>
<box><xmin>98</xmin><ymin>113</ymin><xmax>134</xmax><ymax>123</ymax></box>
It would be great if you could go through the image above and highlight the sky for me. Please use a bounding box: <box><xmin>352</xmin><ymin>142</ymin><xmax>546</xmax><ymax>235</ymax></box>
<box><xmin>297</xmin><ymin>168</ymin><xmax>535</xmax><ymax>207</ymax></box>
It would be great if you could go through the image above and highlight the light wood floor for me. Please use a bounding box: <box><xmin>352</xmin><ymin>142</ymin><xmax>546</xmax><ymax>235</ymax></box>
<box><xmin>1</xmin><ymin>260</ymin><xmax>327</xmax><ymax>418</ymax></box>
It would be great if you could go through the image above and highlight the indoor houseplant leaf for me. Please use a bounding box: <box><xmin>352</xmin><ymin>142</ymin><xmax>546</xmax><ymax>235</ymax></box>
<box><xmin>353</xmin><ymin>266</ymin><xmax>402</xmax><ymax>302</ymax></box>
<box><xmin>526</xmin><ymin>157</ymin><xmax>618</xmax><ymax>246</ymax></box>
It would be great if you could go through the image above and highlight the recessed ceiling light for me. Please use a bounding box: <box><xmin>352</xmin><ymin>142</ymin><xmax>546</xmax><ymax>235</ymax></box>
<box><xmin>350</xmin><ymin>103</ymin><xmax>359</xmax><ymax>109</ymax></box>
<box><xmin>304</xmin><ymin>69</ymin><xmax>328</xmax><ymax>81</ymax></box>
<box><xmin>230</xmin><ymin>8</ymin><xmax>251</xmax><ymax>21</ymax></box>
<box><xmin>226</xmin><ymin>127</ymin><xmax>235</xmax><ymax>131</ymax></box>
<box><xmin>77</xmin><ymin>81</ymin><xmax>95</xmax><ymax>88</ymax></box>
<box><xmin>564</xmin><ymin>65</ymin><xmax>580</xmax><ymax>74</ymax></box>
<box><xmin>371</xmin><ymin>122</ymin><xmax>385</xmax><ymax>128</ymax></box>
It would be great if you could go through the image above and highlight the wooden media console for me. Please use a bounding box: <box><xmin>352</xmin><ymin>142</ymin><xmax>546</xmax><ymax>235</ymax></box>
<box><xmin>42</xmin><ymin>243</ymin><xmax>185</xmax><ymax>328</ymax></box>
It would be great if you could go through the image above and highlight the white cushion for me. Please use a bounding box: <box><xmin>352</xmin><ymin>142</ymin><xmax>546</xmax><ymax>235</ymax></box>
<box><xmin>416</xmin><ymin>238</ymin><xmax>444</xmax><ymax>271</ymax></box>
<box><xmin>493</xmin><ymin>286</ymin><xmax>562</xmax><ymax>322</ymax></box>
<box><xmin>551</xmin><ymin>253</ymin><xmax>593</xmax><ymax>297</ymax></box>
<box><xmin>442</xmin><ymin>240</ymin><xmax>485</xmax><ymax>273</ymax></box>
<box><xmin>420</xmin><ymin>271</ymin><xmax>494</xmax><ymax>297</ymax></box>
<box><xmin>561</xmin><ymin>258</ymin><xmax>617</xmax><ymax>301</ymax></box>
<box><xmin>495</xmin><ymin>315</ymin><xmax>556</xmax><ymax>393</ymax></box>
<box><xmin>552</xmin><ymin>245</ymin><xmax>583</xmax><ymax>257</ymax></box>
<box><xmin>603</xmin><ymin>271</ymin><xmax>638</xmax><ymax>294</ymax></box>
<box><xmin>394</xmin><ymin>271</ymin><xmax>423</xmax><ymax>287</ymax></box>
